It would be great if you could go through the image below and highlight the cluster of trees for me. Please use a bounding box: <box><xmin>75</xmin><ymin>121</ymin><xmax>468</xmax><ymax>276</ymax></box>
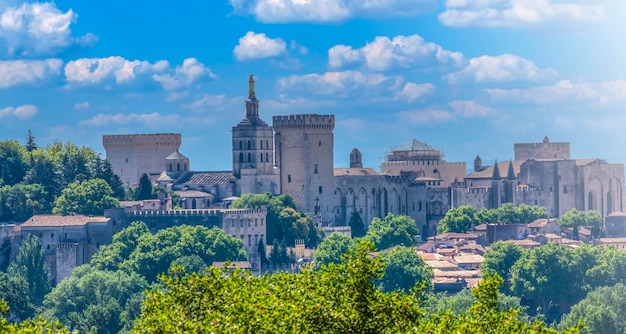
<box><xmin>482</xmin><ymin>240</ymin><xmax>626</xmax><ymax>325</ymax></box>
<box><xmin>557</xmin><ymin>209</ymin><xmax>603</xmax><ymax>239</ymax></box>
<box><xmin>0</xmin><ymin>222</ymin><xmax>247</xmax><ymax>333</ymax></box>
<box><xmin>0</xmin><ymin>235</ymin><xmax>50</xmax><ymax>321</ymax></box>
<box><xmin>438</xmin><ymin>203</ymin><xmax>549</xmax><ymax>234</ymax></box>
<box><xmin>134</xmin><ymin>241</ymin><xmax>577</xmax><ymax>333</ymax></box>
<box><xmin>0</xmin><ymin>134</ymin><xmax>125</xmax><ymax>221</ymax></box>
<box><xmin>231</xmin><ymin>193</ymin><xmax>323</xmax><ymax>248</ymax></box>
<box><xmin>314</xmin><ymin>213</ymin><xmax>427</xmax><ymax>293</ymax></box>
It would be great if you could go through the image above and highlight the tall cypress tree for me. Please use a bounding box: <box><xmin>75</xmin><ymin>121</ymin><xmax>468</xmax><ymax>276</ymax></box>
<box><xmin>8</xmin><ymin>234</ymin><xmax>50</xmax><ymax>305</ymax></box>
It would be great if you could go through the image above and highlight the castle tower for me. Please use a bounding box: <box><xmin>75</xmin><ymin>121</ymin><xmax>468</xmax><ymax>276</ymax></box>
<box><xmin>513</xmin><ymin>136</ymin><xmax>570</xmax><ymax>161</ymax></box>
<box><xmin>102</xmin><ymin>133</ymin><xmax>181</xmax><ymax>185</ymax></box>
<box><xmin>490</xmin><ymin>160</ymin><xmax>502</xmax><ymax>209</ymax></box>
<box><xmin>273</xmin><ymin>114</ymin><xmax>335</xmax><ymax>224</ymax></box>
<box><xmin>350</xmin><ymin>148</ymin><xmax>363</xmax><ymax>168</ymax></box>
<box><xmin>474</xmin><ymin>155</ymin><xmax>482</xmax><ymax>172</ymax></box>
<box><xmin>504</xmin><ymin>160</ymin><xmax>516</xmax><ymax>204</ymax></box>
<box><xmin>232</xmin><ymin>75</ymin><xmax>280</xmax><ymax>195</ymax></box>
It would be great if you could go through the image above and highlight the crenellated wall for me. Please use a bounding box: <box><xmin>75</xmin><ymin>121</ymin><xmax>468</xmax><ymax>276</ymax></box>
<box><xmin>103</xmin><ymin>133</ymin><xmax>181</xmax><ymax>185</ymax></box>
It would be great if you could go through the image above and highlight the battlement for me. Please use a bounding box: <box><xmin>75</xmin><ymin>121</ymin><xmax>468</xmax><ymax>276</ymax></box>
<box><xmin>102</xmin><ymin>133</ymin><xmax>181</xmax><ymax>148</ymax></box>
<box><xmin>127</xmin><ymin>207</ymin><xmax>267</xmax><ymax>218</ymax></box>
<box><xmin>514</xmin><ymin>139</ymin><xmax>570</xmax><ymax>161</ymax></box>
<box><xmin>381</xmin><ymin>161</ymin><xmax>466</xmax><ymax>167</ymax></box>
<box><xmin>272</xmin><ymin>114</ymin><xmax>335</xmax><ymax>131</ymax></box>
<box><xmin>55</xmin><ymin>242</ymin><xmax>78</xmax><ymax>249</ymax></box>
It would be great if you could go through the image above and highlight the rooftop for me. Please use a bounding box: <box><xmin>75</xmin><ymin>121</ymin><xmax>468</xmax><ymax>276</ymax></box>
<box><xmin>22</xmin><ymin>214</ymin><xmax>110</xmax><ymax>227</ymax></box>
<box><xmin>175</xmin><ymin>171</ymin><xmax>234</xmax><ymax>185</ymax></box>
<box><xmin>333</xmin><ymin>168</ymin><xmax>379</xmax><ymax>176</ymax></box>
<box><xmin>466</xmin><ymin>160</ymin><xmax>523</xmax><ymax>179</ymax></box>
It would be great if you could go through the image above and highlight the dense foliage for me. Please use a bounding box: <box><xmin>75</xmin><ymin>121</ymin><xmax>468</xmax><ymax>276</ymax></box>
<box><xmin>231</xmin><ymin>193</ymin><xmax>323</xmax><ymax>247</ymax></box>
<box><xmin>52</xmin><ymin>179</ymin><xmax>120</xmax><ymax>215</ymax></box>
<box><xmin>133</xmin><ymin>241</ymin><xmax>577</xmax><ymax>333</ymax></box>
<box><xmin>482</xmin><ymin>241</ymin><xmax>626</xmax><ymax>323</ymax></box>
<box><xmin>0</xmin><ymin>136</ymin><xmax>125</xmax><ymax>222</ymax></box>
<box><xmin>560</xmin><ymin>283</ymin><xmax>626</xmax><ymax>334</ymax></box>
<box><xmin>90</xmin><ymin>222</ymin><xmax>247</xmax><ymax>283</ymax></box>
<box><xmin>378</xmin><ymin>245</ymin><xmax>433</xmax><ymax>293</ymax></box>
<box><xmin>438</xmin><ymin>203</ymin><xmax>548</xmax><ymax>233</ymax></box>
<box><xmin>42</xmin><ymin>266</ymin><xmax>148</xmax><ymax>334</ymax></box>
<box><xmin>348</xmin><ymin>210</ymin><xmax>366</xmax><ymax>238</ymax></box>
<box><xmin>364</xmin><ymin>213</ymin><xmax>420</xmax><ymax>250</ymax></box>
<box><xmin>557</xmin><ymin>208</ymin><xmax>603</xmax><ymax>239</ymax></box>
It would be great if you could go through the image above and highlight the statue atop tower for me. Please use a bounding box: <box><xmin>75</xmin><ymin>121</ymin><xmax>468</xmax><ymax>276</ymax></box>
<box><xmin>248</xmin><ymin>74</ymin><xmax>256</xmax><ymax>100</ymax></box>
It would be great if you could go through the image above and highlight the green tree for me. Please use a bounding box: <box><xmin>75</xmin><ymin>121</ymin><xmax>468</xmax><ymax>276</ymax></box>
<box><xmin>0</xmin><ymin>272</ymin><xmax>35</xmax><ymax>321</ymax></box>
<box><xmin>0</xmin><ymin>299</ymin><xmax>70</xmax><ymax>333</ymax></box>
<box><xmin>132</xmin><ymin>242</ymin><xmax>575</xmax><ymax>333</ymax></box>
<box><xmin>481</xmin><ymin>241</ymin><xmax>525</xmax><ymax>290</ymax></box>
<box><xmin>349</xmin><ymin>210</ymin><xmax>366</xmax><ymax>238</ymax></box>
<box><xmin>169</xmin><ymin>255</ymin><xmax>207</xmax><ymax>274</ymax></box>
<box><xmin>558</xmin><ymin>209</ymin><xmax>603</xmax><ymax>239</ymax></box>
<box><xmin>231</xmin><ymin>193</ymin><xmax>322</xmax><ymax>247</ymax></box>
<box><xmin>476</xmin><ymin>208</ymin><xmax>498</xmax><ymax>225</ymax></box>
<box><xmin>509</xmin><ymin>243</ymin><xmax>578</xmax><ymax>320</ymax></box>
<box><xmin>378</xmin><ymin>246</ymin><xmax>433</xmax><ymax>293</ymax></box>
<box><xmin>53</xmin><ymin>178</ymin><xmax>120</xmax><ymax>215</ymax></box>
<box><xmin>438</xmin><ymin>205</ymin><xmax>478</xmax><ymax>233</ymax></box>
<box><xmin>364</xmin><ymin>213</ymin><xmax>419</xmax><ymax>250</ymax></box>
<box><xmin>8</xmin><ymin>234</ymin><xmax>50</xmax><ymax>305</ymax></box>
<box><xmin>134</xmin><ymin>173</ymin><xmax>154</xmax><ymax>200</ymax></box>
<box><xmin>95</xmin><ymin>158</ymin><xmax>125</xmax><ymax>200</ymax></box>
<box><xmin>313</xmin><ymin>232</ymin><xmax>354</xmax><ymax>268</ymax></box>
<box><xmin>0</xmin><ymin>140</ymin><xmax>27</xmax><ymax>186</ymax></box>
<box><xmin>5</xmin><ymin>183</ymin><xmax>51</xmax><ymax>221</ymax></box>
<box><xmin>23</xmin><ymin>154</ymin><xmax>60</xmax><ymax>204</ymax></box>
<box><xmin>423</xmin><ymin>288</ymin><xmax>526</xmax><ymax>318</ymax></box>
<box><xmin>42</xmin><ymin>265</ymin><xmax>148</xmax><ymax>334</ymax></box>
<box><xmin>90</xmin><ymin>221</ymin><xmax>151</xmax><ymax>272</ymax></box>
<box><xmin>92</xmin><ymin>224</ymin><xmax>246</xmax><ymax>283</ymax></box>
<box><xmin>560</xmin><ymin>283</ymin><xmax>626</xmax><ymax>334</ymax></box>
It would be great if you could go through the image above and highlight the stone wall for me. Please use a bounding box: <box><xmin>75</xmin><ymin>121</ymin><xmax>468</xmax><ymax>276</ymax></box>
<box><xmin>103</xmin><ymin>133</ymin><xmax>181</xmax><ymax>185</ymax></box>
<box><xmin>274</xmin><ymin>114</ymin><xmax>335</xmax><ymax>223</ymax></box>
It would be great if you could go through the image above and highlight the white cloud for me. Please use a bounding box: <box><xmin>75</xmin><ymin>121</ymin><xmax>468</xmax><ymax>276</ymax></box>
<box><xmin>152</xmin><ymin>58</ymin><xmax>216</xmax><ymax>90</ymax></box>
<box><xmin>64</xmin><ymin>57</ymin><xmax>215</xmax><ymax>89</ymax></box>
<box><xmin>65</xmin><ymin>56</ymin><xmax>168</xmax><ymax>85</ymax></box>
<box><xmin>448</xmin><ymin>100</ymin><xmax>492</xmax><ymax>117</ymax></box>
<box><xmin>487</xmin><ymin>79</ymin><xmax>626</xmax><ymax>105</ymax></box>
<box><xmin>0</xmin><ymin>2</ymin><xmax>95</xmax><ymax>56</ymax></box>
<box><xmin>396</xmin><ymin>82</ymin><xmax>436</xmax><ymax>102</ymax></box>
<box><xmin>229</xmin><ymin>0</ymin><xmax>437</xmax><ymax>23</ymax></box>
<box><xmin>234</xmin><ymin>31</ymin><xmax>287</xmax><ymax>61</ymax></box>
<box><xmin>74</xmin><ymin>101</ymin><xmax>90</xmax><ymax>110</ymax></box>
<box><xmin>446</xmin><ymin>54</ymin><xmax>556</xmax><ymax>83</ymax></box>
<box><xmin>0</xmin><ymin>58</ymin><xmax>62</xmax><ymax>88</ymax></box>
<box><xmin>0</xmin><ymin>104</ymin><xmax>38</xmax><ymax>120</ymax></box>
<box><xmin>277</xmin><ymin>71</ymin><xmax>403</xmax><ymax>98</ymax></box>
<box><xmin>328</xmin><ymin>34</ymin><xmax>465</xmax><ymax>71</ymax></box>
<box><xmin>80</xmin><ymin>112</ymin><xmax>181</xmax><ymax>127</ymax></box>
<box><xmin>186</xmin><ymin>94</ymin><xmax>228</xmax><ymax>110</ymax></box>
<box><xmin>396</xmin><ymin>109</ymin><xmax>453</xmax><ymax>125</ymax></box>
<box><xmin>439</xmin><ymin>0</ymin><xmax>605</xmax><ymax>28</ymax></box>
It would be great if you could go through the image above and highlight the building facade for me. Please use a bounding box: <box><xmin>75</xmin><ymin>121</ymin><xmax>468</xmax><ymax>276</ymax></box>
<box><xmin>103</xmin><ymin>133</ymin><xmax>182</xmax><ymax>186</ymax></box>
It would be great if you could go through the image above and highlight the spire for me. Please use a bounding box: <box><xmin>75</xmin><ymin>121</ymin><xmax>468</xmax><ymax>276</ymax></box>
<box><xmin>507</xmin><ymin>160</ymin><xmax>515</xmax><ymax>180</ymax></box>
<box><xmin>492</xmin><ymin>160</ymin><xmax>501</xmax><ymax>180</ymax></box>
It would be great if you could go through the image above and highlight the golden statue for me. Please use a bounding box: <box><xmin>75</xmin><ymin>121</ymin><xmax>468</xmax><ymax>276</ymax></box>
<box><xmin>248</xmin><ymin>74</ymin><xmax>256</xmax><ymax>100</ymax></box>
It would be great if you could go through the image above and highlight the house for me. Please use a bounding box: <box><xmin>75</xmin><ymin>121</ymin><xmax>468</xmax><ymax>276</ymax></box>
<box><xmin>526</xmin><ymin>218</ymin><xmax>560</xmax><ymax>235</ymax></box>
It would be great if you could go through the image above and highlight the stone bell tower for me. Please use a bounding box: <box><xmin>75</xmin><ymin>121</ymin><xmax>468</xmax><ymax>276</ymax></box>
<box><xmin>231</xmin><ymin>75</ymin><xmax>280</xmax><ymax>195</ymax></box>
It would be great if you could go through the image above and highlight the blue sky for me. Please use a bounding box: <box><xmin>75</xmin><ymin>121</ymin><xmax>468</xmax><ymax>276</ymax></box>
<box><xmin>1</xmin><ymin>0</ymin><xmax>625</xmax><ymax>171</ymax></box>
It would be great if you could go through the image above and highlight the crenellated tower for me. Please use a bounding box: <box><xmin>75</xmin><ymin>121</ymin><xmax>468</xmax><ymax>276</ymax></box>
<box><xmin>273</xmin><ymin>114</ymin><xmax>335</xmax><ymax>224</ymax></box>
<box><xmin>231</xmin><ymin>75</ymin><xmax>280</xmax><ymax>195</ymax></box>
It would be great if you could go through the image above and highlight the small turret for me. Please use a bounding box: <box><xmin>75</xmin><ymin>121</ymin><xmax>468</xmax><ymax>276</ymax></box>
<box><xmin>474</xmin><ymin>155</ymin><xmax>482</xmax><ymax>172</ymax></box>
<box><xmin>350</xmin><ymin>148</ymin><xmax>362</xmax><ymax>168</ymax></box>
